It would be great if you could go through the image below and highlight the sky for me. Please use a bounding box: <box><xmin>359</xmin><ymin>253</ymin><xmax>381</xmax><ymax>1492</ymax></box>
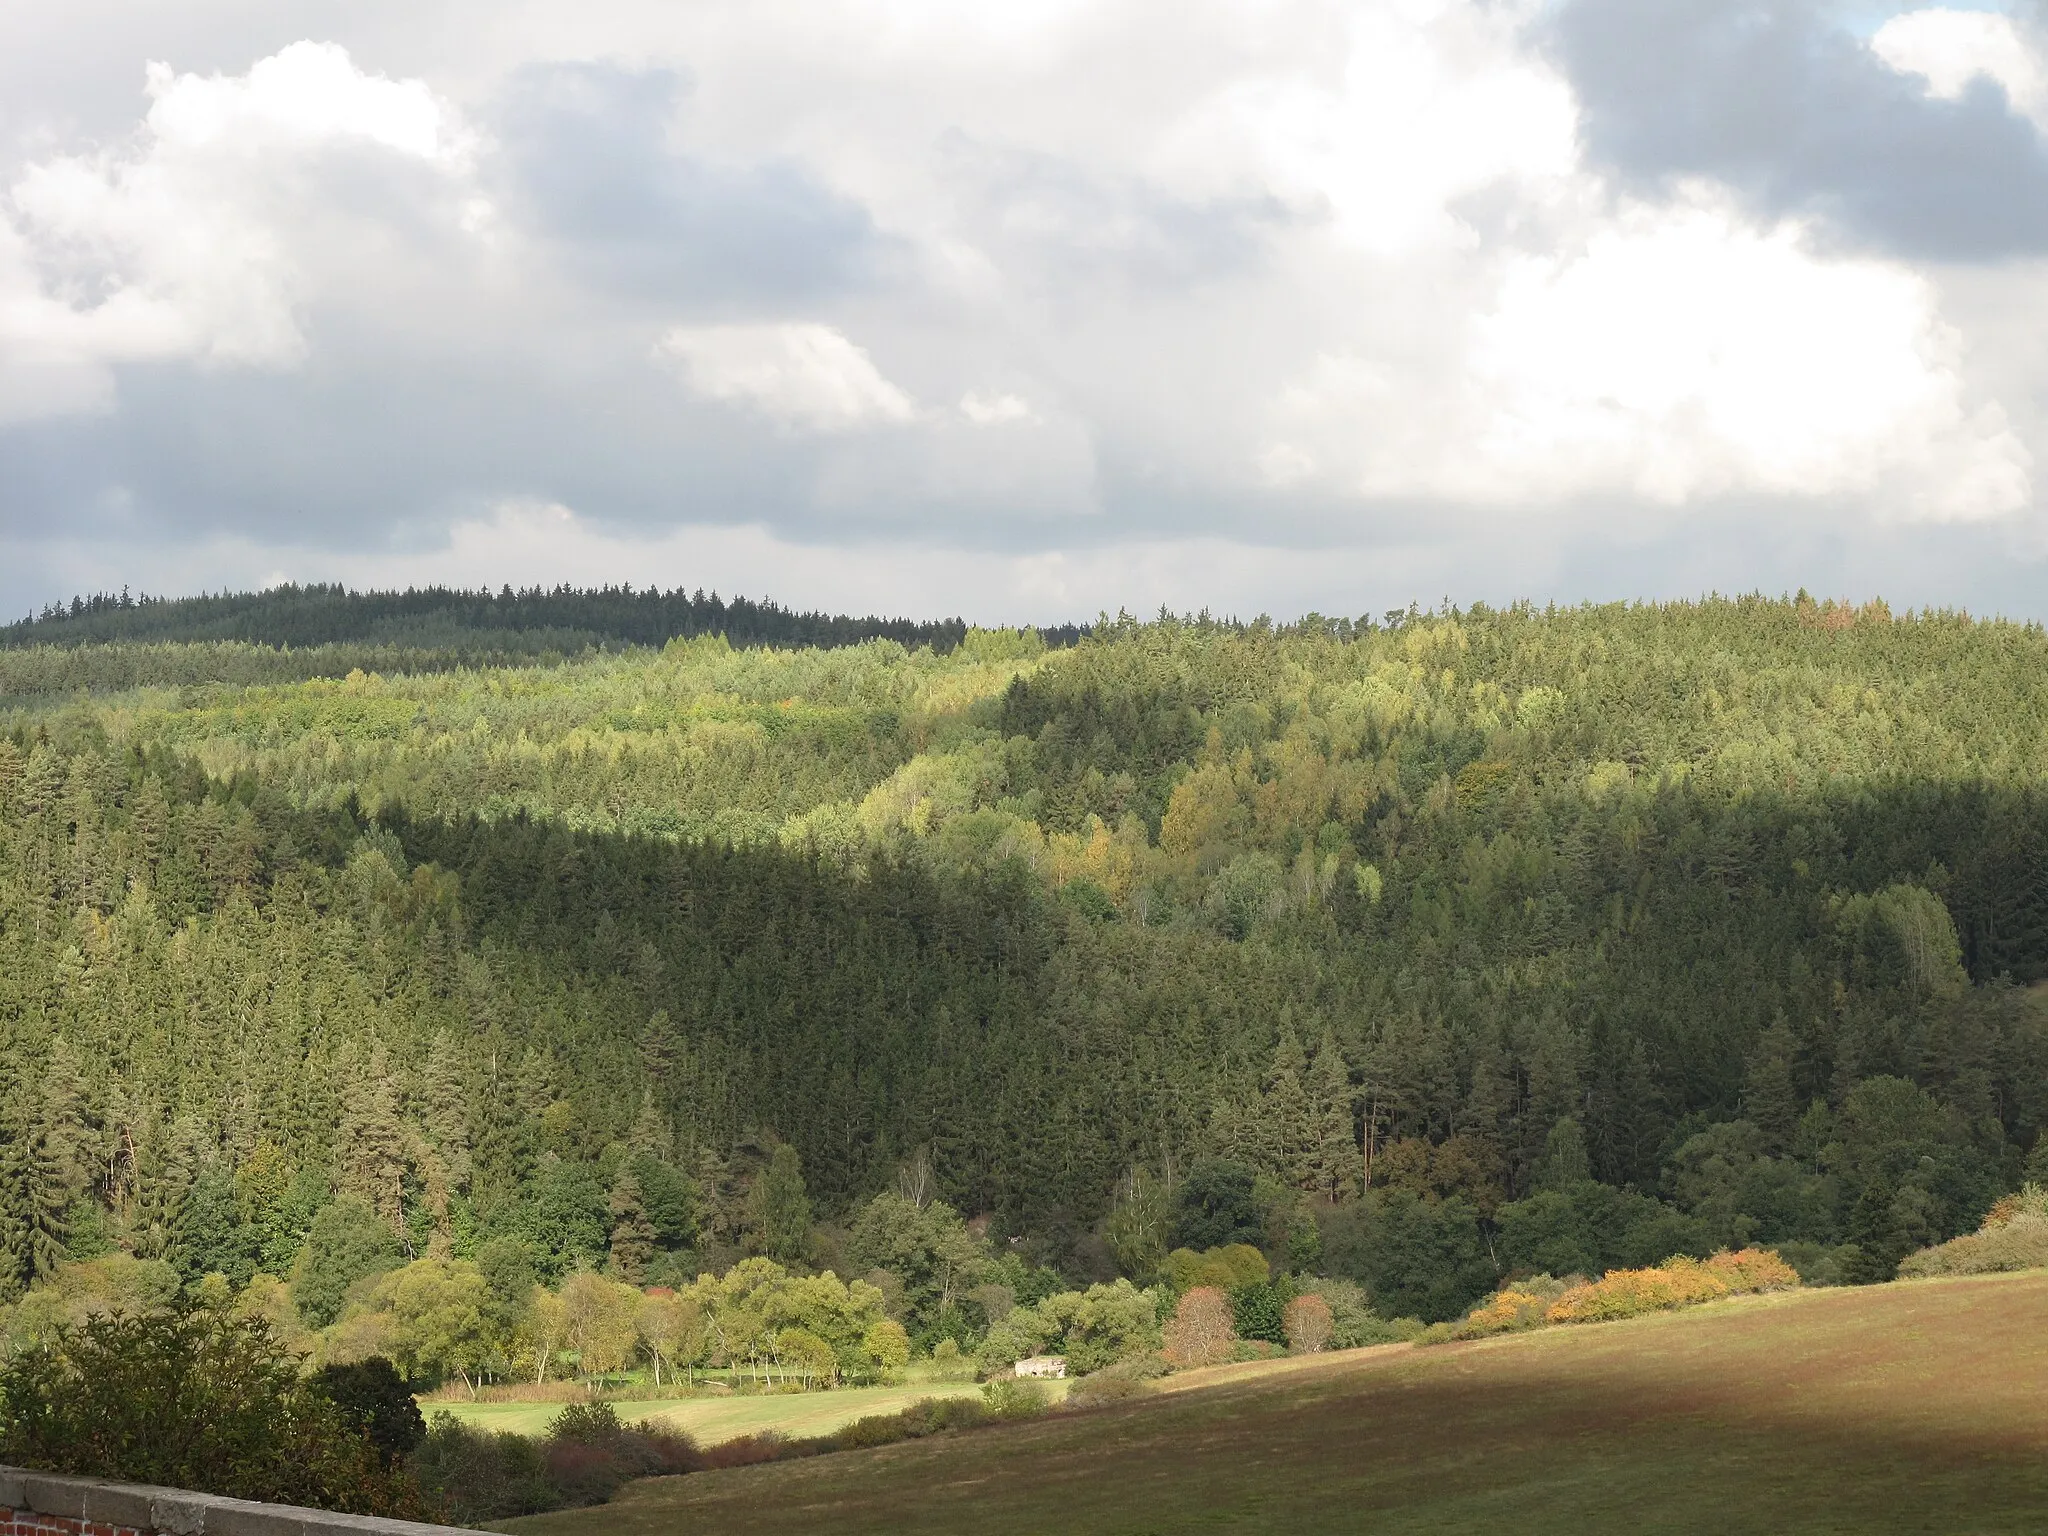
<box><xmin>6</xmin><ymin>0</ymin><xmax>2048</xmax><ymax>626</ymax></box>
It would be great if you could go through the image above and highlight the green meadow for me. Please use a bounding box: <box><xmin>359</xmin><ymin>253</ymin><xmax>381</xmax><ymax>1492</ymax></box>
<box><xmin>426</xmin><ymin>1379</ymin><xmax>997</xmax><ymax>1445</ymax></box>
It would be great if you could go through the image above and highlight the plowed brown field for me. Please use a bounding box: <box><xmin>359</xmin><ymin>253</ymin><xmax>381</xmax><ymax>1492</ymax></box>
<box><xmin>498</xmin><ymin>1272</ymin><xmax>2048</xmax><ymax>1535</ymax></box>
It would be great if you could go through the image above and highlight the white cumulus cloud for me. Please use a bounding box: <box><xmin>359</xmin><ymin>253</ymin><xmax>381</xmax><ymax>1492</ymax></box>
<box><xmin>0</xmin><ymin>41</ymin><xmax>467</xmax><ymax>421</ymax></box>
<box><xmin>1263</xmin><ymin>195</ymin><xmax>2030</xmax><ymax>520</ymax></box>
<box><xmin>655</xmin><ymin>322</ymin><xmax>918</xmax><ymax>431</ymax></box>
<box><xmin>1872</xmin><ymin>8</ymin><xmax>2048</xmax><ymax>128</ymax></box>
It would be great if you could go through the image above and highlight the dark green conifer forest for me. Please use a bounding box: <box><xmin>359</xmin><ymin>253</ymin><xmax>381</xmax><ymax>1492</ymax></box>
<box><xmin>3</xmin><ymin>587</ymin><xmax>2046</xmax><ymax>1321</ymax></box>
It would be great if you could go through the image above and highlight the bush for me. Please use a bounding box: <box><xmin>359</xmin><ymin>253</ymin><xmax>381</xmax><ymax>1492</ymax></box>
<box><xmin>832</xmin><ymin>1395</ymin><xmax>993</xmax><ymax>1449</ymax></box>
<box><xmin>1282</xmin><ymin>1293</ymin><xmax>1333</xmax><ymax>1353</ymax></box>
<box><xmin>0</xmin><ymin>1306</ymin><xmax>419</xmax><ymax>1516</ymax></box>
<box><xmin>1900</xmin><ymin>1215</ymin><xmax>2048</xmax><ymax>1277</ymax></box>
<box><xmin>539</xmin><ymin>1401</ymin><xmax>701</xmax><ymax>1507</ymax></box>
<box><xmin>1162</xmin><ymin>1286</ymin><xmax>1235</xmax><ymax>1369</ymax></box>
<box><xmin>1545</xmin><ymin>1249</ymin><xmax>1798</xmax><ymax>1324</ymax></box>
<box><xmin>306</xmin><ymin>1357</ymin><xmax>425</xmax><ymax>1467</ymax></box>
<box><xmin>1451</xmin><ymin>1276</ymin><xmax>1574</xmax><ymax>1340</ymax></box>
<box><xmin>980</xmin><ymin>1377</ymin><xmax>1050</xmax><ymax>1421</ymax></box>
<box><xmin>413</xmin><ymin>1413</ymin><xmax>559</xmax><ymax>1524</ymax></box>
<box><xmin>1229</xmin><ymin>1282</ymin><xmax>1287</xmax><ymax>1345</ymax></box>
<box><xmin>1066</xmin><ymin>1373</ymin><xmax>1151</xmax><ymax>1406</ymax></box>
<box><xmin>1293</xmin><ymin>1277</ymin><xmax>1418</xmax><ymax>1348</ymax></box>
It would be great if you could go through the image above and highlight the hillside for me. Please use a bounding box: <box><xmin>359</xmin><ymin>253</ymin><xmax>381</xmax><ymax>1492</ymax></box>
<box><xmin>0</xmin><ymin>591</ymin><xmax>2046</xmax><ymax>1328</ymax></box>
<box><xmin>498</xmin><ymin>1273</ymin><xmax>2048</xmax><ymax>1536</ymax></box>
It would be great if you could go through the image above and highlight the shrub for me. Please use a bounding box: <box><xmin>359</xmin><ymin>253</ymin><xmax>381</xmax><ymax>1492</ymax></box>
<box><xmin>700</xmin><ymin>1433</ymin><xmax>795</xmax><ymax>1470</ymax></box>
<box><xmin>0</xmin><ymin>1306</ymin><xmax>419</xmax><ymax>1516</ymax></box>
<box><xmin>538</xmin><ymin>1400</ymin><xmax>701</xmax><ymax>1508</ymax></box>
<box><xmin>832</xmin><ymin>1395</ymin><xmax>992</xmax><ymax>1449</ymax></box>
<box><xmin>1900</xmin><ymin>1215</ymin><xmax>2048</xmax><ymax>1277</ymax></box>
<box><xmin>1294</xmin><ymin>1277</ymin><xmax>1417</xmax><ymax>1348</ymax></box>
<box><xmin>1545</xmin><ymin>1249</ymin><xmax>1797</xmax><ymax>1324</ymax></box>
<box><xmin>1161</xmin><ymin>1286</ymin><xmax>1235</xmax><ymax>1369</ymax></box>
<box><xmin>413</xmin><ymin>1413</ymin><xmax>559</xmax><ymax>1524</ymax></box>
<box><xmin>306</xmin><ymin>1357</ymin><xmax>426</xmax><ymax>1468</ymax></box>
<box><xmin>1282</xmin><ymin>1294</ymin><xmax>1333</xmax><ymax>1354</ymax></box>
<box><xmin>1701</xmin><ymin>1248</ymin><xmax>1801</xmax><ymax>1292</ymax></box>
<box><xmin>1066</xmin><ymin>1372</ymin><xmax>1151</xmax><ymax>1407</ymax></box>
<box><xmin>1453</xmin><ymin>1276</ymin><xmax>1572</xmax><ymax>1340</ymax></box>
<box><xmin>980</xmin><ymin>1377</ymin><xmax>1050</xmax><ymax>1421</ymax></box>
<box><xmin>1230</xmin><ymin>1282</ymin><xmax>1287</xmax><ymax>1345</ymax></box>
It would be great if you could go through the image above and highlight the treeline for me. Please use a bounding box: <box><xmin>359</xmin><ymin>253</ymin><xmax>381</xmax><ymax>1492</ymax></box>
<box><xmin>0</xmin><ymin>598</ymin><xmax>2047</xmax><ymax>1328</ymax></box>
<box><xmin>2</xmin><ymin>582</ymin><xmax>1059</xmax><ymax>656</ymax></box>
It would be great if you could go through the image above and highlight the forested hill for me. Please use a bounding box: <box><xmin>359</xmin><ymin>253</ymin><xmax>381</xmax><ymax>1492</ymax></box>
<box><xmin>2</xmin><ymin>593</ymin><xmax>2047</xmax><ymax>1325</ymax></box>
<box><xmin>1</xmin><ymin>582</ymin><xmax>1023</xmax><ymax>657</ymax></box>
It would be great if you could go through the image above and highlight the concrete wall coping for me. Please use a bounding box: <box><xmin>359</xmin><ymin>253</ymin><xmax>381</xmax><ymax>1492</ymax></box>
<box><xmin>0</xmin><ymin>1466</ymin><xmax>469</xmax><ymax>1535</ymax></box>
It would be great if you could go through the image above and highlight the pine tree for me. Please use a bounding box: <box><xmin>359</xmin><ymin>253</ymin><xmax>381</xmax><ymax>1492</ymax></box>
<box><xmin>1533</xmin><ymin>1117</ymin><xmax>1592</xmax><ymax>1192</ymax></box>
<box><xmin>128</xmin><ymin>1113</ymin><xmax>198</xmax><ymax>1266</ymax></box>
<box><xmin>336</xmin><ymin>1043</ymin><xmax>409</xmax><ymax>1237</ymax></box>
<box><xmin>415</xmin><ymin>1033</ymin><xmax>472</xmax><ymax>1192</ymax></box>
<box><xmin>745</xmin><ymin>1142</ymin><xmax>811</xmax><ymax>1265</ymax></box>
<box><xmin>629</xmin><ymin>1090</ymin><xmax>671</xmax><ymax>1164</ymax></box>
<box><xmin>608</xmin><ymin>1168</ymin><xmax>656</xmax><ymax>1284</ymax></box>
<box><xmin>21</xmin><ymin>1130</ymin><xmax>69</xmax><ymax>1286</ymax></box>
<box><xmin>1261</xmin><ymin>1026</ymin><xmax>1314</xmax><ymax>1189</ymax></box>
<box><xmin>1305</xmin><ymin>1029</ymin><xmax>1359</xmax><ymax>1200</ymax></box>
<box><xmin>1744</xmin><ymin>1017</ymin><xmax>1801</xmax><ymax>1154</ymax></box>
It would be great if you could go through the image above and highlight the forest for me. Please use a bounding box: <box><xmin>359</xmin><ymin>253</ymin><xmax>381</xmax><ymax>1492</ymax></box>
<box><xmin>2</xmin><ymin>586</ymin><xmax>2046</xmax><ymax>1361</ymax></box>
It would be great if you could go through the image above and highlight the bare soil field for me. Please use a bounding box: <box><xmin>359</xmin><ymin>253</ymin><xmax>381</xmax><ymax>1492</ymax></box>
<box><xmin>497</xmin><ymin>1272</ymin><xmax>2048</xmax><ymax>1536</ymax></box>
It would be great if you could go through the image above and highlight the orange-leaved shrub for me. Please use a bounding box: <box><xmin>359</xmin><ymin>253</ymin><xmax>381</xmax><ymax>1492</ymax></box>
<box><xmin>1162</xmin><ymin>1286</ymin><xmax>1236</xmax><ymax>1369</ymax></box>
<box><xmin>1545</xmin><ymin>1249</ymin><xmax>1798</xmax><ymax>1325</ymax></box>
<box><xmin>1282</xmin><ymin>1294</ymin><xmax>1333</xmax><ymax>1354</ymax></box>
<box><xmin>1453</xmin><ymin>1275</ymin><xmax>1574</xmax><ymax>1339</ymax></box>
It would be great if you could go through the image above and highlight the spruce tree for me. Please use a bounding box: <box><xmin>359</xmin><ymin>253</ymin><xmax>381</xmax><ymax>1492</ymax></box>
<box><xmin>1305</xmin><ymin>1030</ymin><xmax>1358</xmax><ymax>1200</ymax></box>
<box><xmin>1262</xmin><ymin>1026</ymin><xmax>1314</xmax><ymax>1190</ymax></box>
<box><xmin>746</xmin><ymin>1143</ymin><xmax>811</xmax><ymax>1265</ymax></box>
<box><xmin>608</xmin><ymin>1168</ymin><xmax>656</xmax><ymax>1284</ymax></box>
<box><xmin>1743</xmin><ymin>1017</ymin><xmax>1802</xmax><ymax>1154</ymax></box>
<box><xmin>336</xmin><ymin>1043</ymin><xmax>409</xmax><ymax>1236</ymax></box>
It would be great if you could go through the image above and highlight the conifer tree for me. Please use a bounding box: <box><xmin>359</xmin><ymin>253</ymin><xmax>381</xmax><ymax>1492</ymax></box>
<box><xmin>1262</xmin><ymin>1026</ymin><xmax>1314</xmax><ymax>1189</ymax></box>
<box><xmin>336</xmin><ymin>1044</ymin><xmax>409</xmax><ymax>1239</ymax></box>
<box><xmin>1306</xmin><ymin>1030</ymin><xmax>1358</xmax><ymax>1200</ymax></box>
<box><xmin>1744</xmin><ymin>1017</ymin><xmax>1802</xmax><ymax>1154</ymax></box>
<box><xmin>746</xmin><ymin>1143</ymin><xmax>811</xmax><ymax>1265</ymax></box>
<box><xmin>414</xmin><ymin>1034</ymin><xmax>472</xmax><ymax>1192</ymax></box>
<box><xmin>608</xmin><ymin>1168</ymin><xmax>656</xmax><ymax>1284</ymax></box>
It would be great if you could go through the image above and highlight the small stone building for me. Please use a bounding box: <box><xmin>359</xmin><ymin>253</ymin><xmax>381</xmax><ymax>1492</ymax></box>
<box><xmin>1014</xmin><ymin>1355</ymin><xmax>1068</xmax><ymax>1378</ymax></box>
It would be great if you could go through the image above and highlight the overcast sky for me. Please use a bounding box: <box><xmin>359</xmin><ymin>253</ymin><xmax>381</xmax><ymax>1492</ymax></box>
<box><xmin>6</xmin><ymin>0</ymin><xmax>2048</xmax><ymax>625</ymax></box>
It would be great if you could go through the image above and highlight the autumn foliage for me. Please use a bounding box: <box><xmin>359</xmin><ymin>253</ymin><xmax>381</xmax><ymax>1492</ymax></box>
<box><xmin>1281</xmin><ymin>1294</ymin><xmax>1333</xmax><ymax>1354</ymax></box>
<box><xmin>1544</xmin><ymin>1249</ymin><xmax>1799</xmax><ymax>1325</ymax></box>
<box><xmin>1162</xmin><ymin>1287</ymin><xmax>1236</xmax><ymax>1368</ymax></box>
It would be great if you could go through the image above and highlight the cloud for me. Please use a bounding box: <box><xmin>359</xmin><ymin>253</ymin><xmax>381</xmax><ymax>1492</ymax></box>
<box><xmin>1261</xmin><ymin>193</ymin><xmax>2030</xmax><ymax>518</ymax></box>
<box><xmin>496</xmin><ymin>62</ymin><xmax>889</xmax><ymax>303</ymax></box>
<box><xmin>1549</xmin><ymin>0</ymin><xmax>2048</xmax><ymax>259</ymax></box>
<box><xmin>5</xmin><ymin>6</ymin><xmax>2048</xmax><ymax>626</ymax></box>
<box><xmin>1873</xmin><ymin>8</ymin><xmax>2048</xmax><ymax>127</ymax></box>
<box><xmin>655</xmin><ymin>322</ymin><xmax>917</xmax><ymax>431</ymax></box>
<box><xmin>0</xmin><ymin>41</ymin><xmax>465</xmax><ymax>420</ymax></box>
<box><xmin>960</xmin><ymin>391</ymin><xmax>1035</xmax><ymax>425</ymax></box>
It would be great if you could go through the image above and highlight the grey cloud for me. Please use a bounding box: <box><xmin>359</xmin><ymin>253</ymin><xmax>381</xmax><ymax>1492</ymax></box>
<box><xmin>936</xmin><ymin>132</ymin><xmax>1291</xmax><ymax>295</ymax></box>
<box><xmin>1549</xmin><ymin>0</ymin><xmax>2048</xmax><ymax>259</ymax></box>
<box><xmin>496</xmin><ymin>63</ymin><xmax>894</xmax><ymax>305</ymax></box>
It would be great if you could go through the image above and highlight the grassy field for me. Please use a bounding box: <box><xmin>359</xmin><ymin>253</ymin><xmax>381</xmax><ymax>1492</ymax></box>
<box><xmin>428</xmin><ymin>1379</ymin><xmax>996</xmax><ymax>1444</ymax></box>
<box><xmin>498</xmin><ymin>1273</ymin><xmax>2048</xmax><ymax>1535</ymax></box>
